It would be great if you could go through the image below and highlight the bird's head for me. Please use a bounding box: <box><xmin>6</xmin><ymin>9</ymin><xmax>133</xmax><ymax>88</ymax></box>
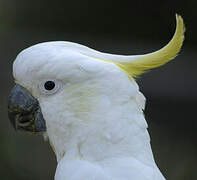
<box><xmin>8</xmin><ymin>42</ymin><xmax>132</xmax><ymax>134</ymax></box>
<box><xmin>8</xmin><ymin>15</ymin><xmax>185</xmax><ymax>157</ymax></box>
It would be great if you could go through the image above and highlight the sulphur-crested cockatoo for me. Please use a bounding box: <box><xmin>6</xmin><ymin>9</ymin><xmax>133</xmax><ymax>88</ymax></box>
<box><xmin>8</xmin><ymin>15</ymin><xmax>184</xmax><ymax>180</ymax></box>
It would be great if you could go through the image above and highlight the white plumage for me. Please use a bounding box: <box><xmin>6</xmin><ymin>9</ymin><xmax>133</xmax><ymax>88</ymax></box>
<box><xmin>12</xmin><ymin>15</ymin><xmax>185</xmax><ymax>180</ymax></box>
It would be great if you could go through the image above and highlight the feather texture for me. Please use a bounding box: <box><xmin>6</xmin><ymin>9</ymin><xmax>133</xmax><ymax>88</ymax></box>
<box><xmin>11</xmin><ymin>15</ymin><xmax>185</xmax><ymax>180</ymax></box>
<box><xmin>113</xmin><ymin>14</ymin><xmax>185</xmax><ymax>77</ymax></box>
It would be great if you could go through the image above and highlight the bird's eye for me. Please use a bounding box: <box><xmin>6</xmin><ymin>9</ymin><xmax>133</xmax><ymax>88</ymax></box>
<box><xmin>44</xmin><ymin>81</ymin><xmax>55</xmax><ymax>90</ymax></box>
<box><xmin>40</xmin><ymin>79</ymin><xmax>62</xmax><ymax>95</ymax></box>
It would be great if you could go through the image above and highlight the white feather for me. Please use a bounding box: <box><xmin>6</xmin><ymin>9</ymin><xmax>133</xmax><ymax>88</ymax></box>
<box><xmin>13</xmin><ymin>41</ymin><xmax>165</xmax><ymax>180</ymax></box>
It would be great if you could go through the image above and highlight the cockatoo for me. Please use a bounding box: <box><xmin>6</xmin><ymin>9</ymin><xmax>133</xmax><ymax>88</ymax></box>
<box><xmin>8</xmin><ymin>15</ymin><xmax>185</xmax><ymax>180</ymax></box>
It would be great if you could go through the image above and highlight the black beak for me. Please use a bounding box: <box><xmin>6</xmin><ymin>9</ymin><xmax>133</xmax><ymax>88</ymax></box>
<box><xmin>8</xmin><ymin>84</ymin><xmax>46</xmax><ymax>133</ymax></box>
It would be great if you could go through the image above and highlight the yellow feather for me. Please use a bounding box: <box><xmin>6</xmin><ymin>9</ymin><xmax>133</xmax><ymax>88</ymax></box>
<box><xmin>113</xmin><ymin>14</ymin><xmax>185</xmax><ymax>78</ymax></box>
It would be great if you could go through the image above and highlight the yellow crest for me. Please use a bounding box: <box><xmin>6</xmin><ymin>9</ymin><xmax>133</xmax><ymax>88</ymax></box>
<box><xmin>78</xmin><ymin>14</ymin><xmax>185</xmax><ymax>79</ymax></box>
<box><xmin>113</xmin><ymin>14</ymin><xmax>185</xmax><ymax>78</ymax></box>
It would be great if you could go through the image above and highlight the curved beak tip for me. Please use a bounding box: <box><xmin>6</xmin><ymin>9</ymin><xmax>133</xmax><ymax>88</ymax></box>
<box><xmin>8</xmin><ymin>84</ymin><xmax>46</xmax><ymax>133</ymax></box>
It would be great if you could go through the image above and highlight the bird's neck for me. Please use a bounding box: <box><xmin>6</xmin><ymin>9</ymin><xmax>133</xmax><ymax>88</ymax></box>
<box><xmin>45</xmin><ymin>93</ymin><xmax>156</xmax><ymax>167</ymax></box>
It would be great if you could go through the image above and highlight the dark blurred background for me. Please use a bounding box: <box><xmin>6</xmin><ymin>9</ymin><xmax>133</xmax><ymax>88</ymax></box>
<box><xmin>0</xmin><ymin>0</ymin><xmax>196</xmax><ymax>179</ymax></box>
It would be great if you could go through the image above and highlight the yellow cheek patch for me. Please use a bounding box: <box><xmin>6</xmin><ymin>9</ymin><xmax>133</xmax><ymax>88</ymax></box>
<box><xmin>63</xmin><ymin>83</ymin><xmax>97</xmax><ymax>120</ymax></box>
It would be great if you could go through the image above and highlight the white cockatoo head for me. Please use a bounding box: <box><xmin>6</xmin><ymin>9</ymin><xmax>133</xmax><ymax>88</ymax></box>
<box><xmin>8</xmin><ymin>15</ymin><xmax>184</xmax><ymax>162</ymax></box>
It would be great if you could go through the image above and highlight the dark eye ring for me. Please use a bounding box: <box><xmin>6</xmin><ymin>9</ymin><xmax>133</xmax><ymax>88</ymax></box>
<box><xmin>40</xmin><ymin>79</ymin><xmax>62</xmax><ymax>95</ymax></box>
